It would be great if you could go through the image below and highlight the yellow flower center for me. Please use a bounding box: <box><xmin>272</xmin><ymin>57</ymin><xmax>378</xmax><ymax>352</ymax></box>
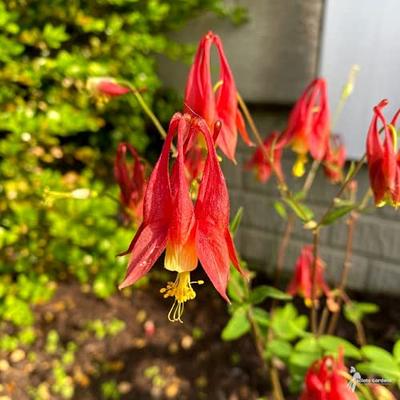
<box><xmin>292</xmin><ymin>153</ymin><xmax>308</xmax><ymax>177</ymax></box>
<box><xmin>160</xmin><ymin>272</ymin><xmax>204</xmax><ymax>323</ymax></box>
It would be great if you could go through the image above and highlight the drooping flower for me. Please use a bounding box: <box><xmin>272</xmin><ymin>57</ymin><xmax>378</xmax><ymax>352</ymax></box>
<box><xmin>366</xmin><ymin>99</ymin><xmax>400</xmax><ymax>207</ymax></box>
<box><xmin>300</xmin><ymin>351</ymin><xmax>357</xmax><ymax>400</ymax></box>
<box><xmin>287</xmin><ymin>245</ymin><xmax>330</xmax><ymax>307</ymax></box>
<box><xmin>282</xmin><ymin>79</ymin><xmax>330</xmax><ymax>177</ymax></box>
<box><xmin>114</xmin><ymin>143</ymin><xmax>147</xmax><ymax>223</ymax></box>
<box><xmin>118</xmin><ymin>113</ymin><xmax>246</xmax><ymax>322</ymax></box>
<box><xmin>87</xmin><ymin>77</ymin><xmax>130</xmax><ymax>97</ymax></box>
<box><xmin>246</xmin><ymin>131</ymin><xmax>284</xmax><ymax>183</ymax></box>
<box><xmin>184</xmin><ymin>31</ymin><xmax>253</xmax><ymax>162</ymax></box>
<box><xmin>323</xmin><ymin>135</ymin><xmax>346</xmax><ymax>184</ymax></box>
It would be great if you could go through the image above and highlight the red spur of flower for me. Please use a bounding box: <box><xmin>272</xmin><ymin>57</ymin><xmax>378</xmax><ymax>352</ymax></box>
<box><xmin>366</xmin><ymin>99</ymin><xmax>400</xmax><ymax>207</ymax></box>
<box><xmin>184</xmin><ymin>31</ymin><xmax>253</xmax><ymax>162</ymax></box>
<box><xmin>287</xmin><ymin>245</ymin><xmax>330</xmax><ymax>307</ymax></box>
<box><xmin>118</xmin><ymin>113</ymin><xmax>246</xmax><ymax>322</ymax></box>
<box><xmin>281</xmin><ymin>78</ymin><xmax>330</xmax><ymax>177</ymax></box>
<box><xmin>246</xmin><ymin>131</ymin><xmax>284</xmax><ymax>183</ymax></box>
<box><xmin>114</xmin><ymin>142</ymin><xmax>147</xmax><ymax>224</ymax></box>
<box><xmin>323</xmin><ymin>135</ymin><xmax>346</xmax><ymax>184</ymax></box>
<box><xmin>300</xmin><ymin>350</ymin><xmax>357</xmax><ymax>400</ymax></box>
<box><xmin>87</xmin><ymin>77</ymin><xmax>130</xmax><ymax>97</ymax></box>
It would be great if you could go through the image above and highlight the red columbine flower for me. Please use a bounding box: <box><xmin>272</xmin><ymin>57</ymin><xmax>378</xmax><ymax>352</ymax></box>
<box><xmin>301</xmin><ymin>351</ymin><xmax>357</xmax><ymax>400</ymax></box>
<box><xmin>114</xmin><ymin>143</ymin><xmax>147</xmax><ymax>223</ymax></box>
<box><xmin>366</xmin><ymin>99</ymin><xmax>400</xmax><ymax>207</ymax></box>
<box><xmin>246</xmin><ymin>131</ymin><xmax>284</xmax><ymax>183</ymax></box>
<box><xmin>118</xmin><ymin>113</ymin><xmax>246</xmax><ymax>322</ymax></box>
<box><xmin>87</xmin><ymin>77</ymin><xmax>130</xmax><ymax>97</ymax></box>
<box><xmin>184</xmin><ymin>31</ymin><xmax>253</xmax><ymax>162</ymax></box>
<box><xmin>287</xmin><ymin>245</ymin><xmax>330</xmax><ymax>307</ymax></box>
<box><xmin>323</xmin><ymin>135</ymin><xmax>346</xmax><ymax>184</ymax></box>
<box><xmin>282</xmin><ymin>78</ymin><xmax>330</xmax><ymax>177</ymax></box>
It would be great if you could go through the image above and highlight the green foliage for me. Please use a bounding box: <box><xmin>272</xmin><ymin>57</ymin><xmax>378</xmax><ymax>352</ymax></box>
<box><xmin>0</xmin><ymin>0</ymin><xmax>239</xmax><ymax>346</ymax></box>
<box><xmin>344</xmin><ymin>301</ymin><xmax>379</xmax><ymax>324</ymax></box>
<box><xmin>222</xmin><ymin>305</ymin><xmax>251</xmax><ymax>341</ymax></box>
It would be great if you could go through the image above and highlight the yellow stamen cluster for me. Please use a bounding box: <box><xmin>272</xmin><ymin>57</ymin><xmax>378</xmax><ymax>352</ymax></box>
<box><xmin>292</xmin><ymin>153</ymin><xmax>308</xmax><ymax>177</ymax></box>
<box><xmin>160</xmin><ymin>272</ymin><xmax>204</xmax><ymax>323</ymax></box>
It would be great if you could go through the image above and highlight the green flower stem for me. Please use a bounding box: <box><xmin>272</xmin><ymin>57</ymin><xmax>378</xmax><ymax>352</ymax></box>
<box><xmin>121</xmin><ymin>81</ymin><xmax>177</xmax><ymax>156</ymax></box>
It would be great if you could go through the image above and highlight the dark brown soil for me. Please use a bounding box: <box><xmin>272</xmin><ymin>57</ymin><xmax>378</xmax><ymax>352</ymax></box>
<box><xmin>1</xmin><ymin>276</ymin><xmax>399</xmax><ymax>400</ymax></box>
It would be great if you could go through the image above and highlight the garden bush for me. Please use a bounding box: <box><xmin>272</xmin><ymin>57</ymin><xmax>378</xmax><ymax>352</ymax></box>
<box><xmin>0</xmin><ymin>0</ymin><xmax>241</xmax><ymax>336</ymax></box>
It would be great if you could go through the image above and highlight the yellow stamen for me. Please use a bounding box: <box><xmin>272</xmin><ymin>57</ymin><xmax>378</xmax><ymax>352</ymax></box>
<box><xmin>292</xmin><ymin>153</ymin><xmax>308</xmax><ymax>177</ymax></box>
<box><xmin>388</xmin><ymin>124</ymin><xmax>398</xmax><ymax>152</ymax></box>
<box><xmin>160</xmin><ymin>272</ymin><xmax>204</xmax><ymax>323</ymax></box>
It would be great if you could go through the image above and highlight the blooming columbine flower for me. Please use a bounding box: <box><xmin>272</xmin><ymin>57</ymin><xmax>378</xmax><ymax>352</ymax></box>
<box><xmin>246</xmin><ymin>131</ymin><xmax>284</xmax><ymax>183</ymax></box>
<box><xmin>118</xmin><ymin>113</ymin><xmax>246</xmax><ymax>322</ymax></box>
<box><xmin>87</xmin><ymin>77</ymin><xmax>130</xmax><ymax>97</ymax></box>
<box><xmin>282</xmin><ymin>78</ymin><xmax>330</xmax><ymax>177</ymax></box>
<box><xmin>287</xmin><ymin>245</ymin><xmax>330</xmax><ymax>307</ymax></box>
<box><xmin>184</xmin><ymin>31</ymin><xmax>253</xmax><ymax>162</ymax></box>
<box><xmin>301</xmin><ymin>351</ymin><xmax>357</xmax><ymax>400</ymax></box>
<box><xmin>114</xmin><ymin>143</ymin><xmax>147</xmax><ymax>223</ymax></box>
<box><xmin>323</xmin><ymin>135</ymin><xmax>346</xmax><ymax>184</ymax></box>
<box><xmin>366</xmin><ymin>99</ymin><xmax>400</xmax><ymax>207</ymax></box>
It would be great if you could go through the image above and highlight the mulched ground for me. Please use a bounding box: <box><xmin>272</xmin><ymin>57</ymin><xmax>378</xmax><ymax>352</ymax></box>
<box><xmin>1</xmin><ymin>274</ymin><xmax>399</xmax><ymax>400</ymax></box>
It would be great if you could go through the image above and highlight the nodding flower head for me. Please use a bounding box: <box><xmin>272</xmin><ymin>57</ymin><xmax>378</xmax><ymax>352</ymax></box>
<box><xmin>114</xmin><ymin>143</ymin><xmax>147</xmax><ymax>224</ymax></box>
<box><xmin>246</xmin><ymin>131</ymin><xmax>284</xmax><ymax>183</ymax></box>
<box><xmin>118</xmin><ymin>113</ymin><xmax>247</xmax><ymax>322</ymax></box>
<box><xmin>323</xmin><ymin>135</ymin><xmax>346</xmax><ymax>184</ymax></box>
<box><xmin>366</xmin><ymin>99</ymin><xmax>400</xmax><ymax>207</ymax></box>
<box><xmin>287</xmin><ymin>245</ymin><xmax>330</xmax><ymax>307</ymax></box>
<box><xmin>301</xmin><ymin>350</ymin><xmax>357</xmax><ymax>400</ymax></box>
<box><xmin>184</xmin><ymin>31</ymin><xmax>253</xmax><ymax>162</ymax></box>
<box><xmin>281</xmin><ymin>78</ymin><xmax>330</xmax><ymax>177</ymax></box>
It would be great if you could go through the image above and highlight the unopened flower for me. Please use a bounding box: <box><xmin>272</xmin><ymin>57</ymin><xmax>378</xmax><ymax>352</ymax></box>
<box><xmin>301</xmin><ymin>351</ymin><xmax>357</xmax><ymax>400</ymax></box>
<box><xmin>366</xmin><ymin>99</ymin><xmax>400</xmax><ymax>207</ymax></box>
<box><xmin>118</xmin><ymin>113</ymin><xmax>247</xmax><ymax>322</ymax></box>
<box><xmin>323</xmin><ymin>135</ymin><xmax>346</xmax><ymax>183</ymax></box>
<box><xmin>114</xmin><ymin>143</ymin><xmax>147</xmax><ymax>223</ymax></box>
<box><xmin>287</xmin><ymin>245</ymin><xmax>330</xmax><ymax>307</ymax></box>
<box><xmin>87</xmin><ymin>77</ymin><xmax>130</xmax><ymax>97</ymax></box>
<box><xmin>184</xmin><ymin>31</ymin><xmax>253</xmax><ymax>162</ymax></box>
<box><xmin>246</xmin><ymin>131</ymin><xmax>284</xmax><ymax>183</ymax></box>
<box><xmin>282</xmin><ymin>79</ymin><xmax>330</xmax><ymax>177</ymax></box>
<box><xmin>369</xmin><ymin>384</ymin><xmax>396</xmax><ymax>400</ymax></box>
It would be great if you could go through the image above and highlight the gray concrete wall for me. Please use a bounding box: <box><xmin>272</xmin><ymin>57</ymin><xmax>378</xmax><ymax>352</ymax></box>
<box><xmin>222</xmin><ymin>112</ymin><xmax>400</xmax><ymax>295</ymax></box>
<box><xmin>159</xmin><ymin>0</ymin><xmax>400</xmax><ymax>295</ymax></box>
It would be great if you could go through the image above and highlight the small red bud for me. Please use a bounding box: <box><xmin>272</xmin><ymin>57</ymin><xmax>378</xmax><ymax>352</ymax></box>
<box><xmin>144</xmin><ymin>320</ymin><xmax>155</xmax><ymax>337</ymax></box>
<box><xmin>87</xmin><ymin>77</ymin><xmax>130</xmax><ymax>97</ymax></box>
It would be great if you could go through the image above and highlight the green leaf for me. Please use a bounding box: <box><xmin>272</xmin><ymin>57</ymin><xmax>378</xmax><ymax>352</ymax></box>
<box><xmin>249</xmin><ymin>285</ymin><xmax>292</xmax><ymax>304</ymax></box>
<box><xmin>357</xmin><ymin>362</ymin><xmax>400</xmax><ymax>382</ymax></box>
<box><xmin>393</xmin><ymin>340</ymin><xmax>400</xmax><ymax>364</ymax></box>
<box><xmin>230</xmin><ymin>207</ymin><xmax>244</xmax><ymax>236</ymax></box>
<box><xmin>295</xmin><ymin>337</ymin><xmax>321</xmax><ymax>354</ymax></box>
<box><xmin>320</xmin><ymin>204</ymin><xmax>356</xmax><ymax>225</ymax></box>
<box><xmin>289</xmin><ymin>350</ymin><xmax>320</xmax><ymax>369</ymax></box>
<box><xmin>318</xmin><ymin>335</ymin><xmax>361</xmax><ymax>359</ymax></box>
<box><xmin>361</xmin><ymin>346</ymin><xmax>398</xmax><ymax>368</ymax></box>
<box><xmin>227</xmin><ymin>267</ymin><xmax>247</xmax><ymax>303</ymax></box>
<box><xmin>273</xmin><ymin>201</ymin><xmax>287</xmax><ymax>220</ymax></box>
<box><xmin>252</xmin><ymin>307</ymin><xmax>270</xmax><ymax>327</ymax></box>
<box><xmin>267</xmin><ymin>339</ymin><xmax>293</xmax><ymax>360</ymax></box>
<box><xmin>344</xmin><ymin>302</ymin><xmax>379</xmax><ymax>324</ymax></box>
<box><xmin>221</xmin><ymin>307</ymin><xmax>250</xmax><ymax>341</ymax></box>
<box><xmin>284</xmin><ymin>198</ymin><xmax>314</xmax><ymax>222</ymax></box>
<box><xmin>271</xmin><ymin>304</ymin><xmax>308</xmax><ymax>341</ymax></box>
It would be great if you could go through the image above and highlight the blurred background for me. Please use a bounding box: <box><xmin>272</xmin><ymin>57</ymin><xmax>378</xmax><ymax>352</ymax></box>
<box><xmin>0</xmin><ymin>1</ymin><xmax>399</xmax><ymax>399</ymax></box>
